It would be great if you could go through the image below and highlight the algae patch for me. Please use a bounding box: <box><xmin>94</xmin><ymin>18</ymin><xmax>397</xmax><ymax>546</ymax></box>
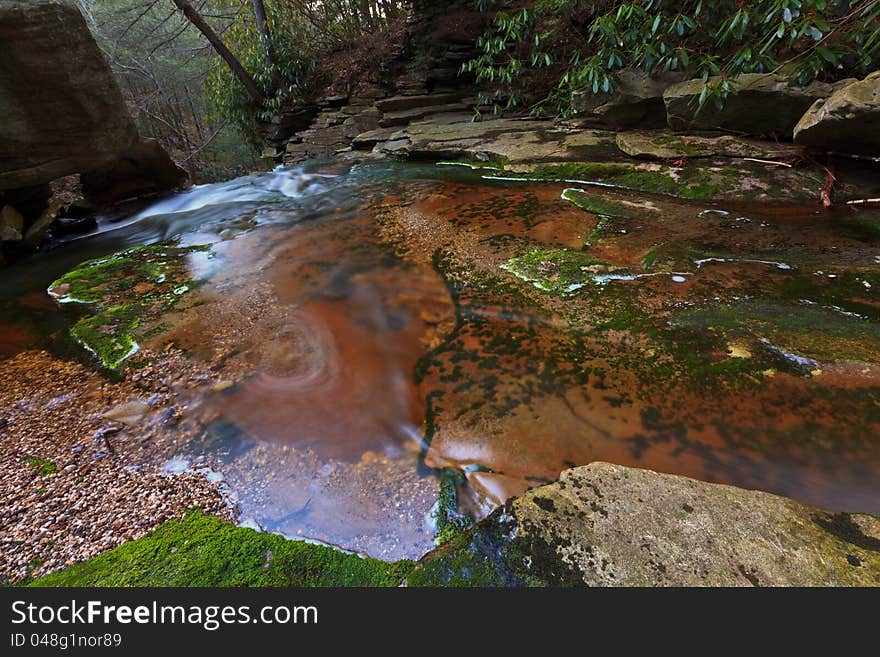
<box><xmin>48</xmin><ymin>242</ymin><xmax>209</xmax><ymax>369</ymax></box>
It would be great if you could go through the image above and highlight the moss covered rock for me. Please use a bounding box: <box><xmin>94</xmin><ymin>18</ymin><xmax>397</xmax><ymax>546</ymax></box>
<box><xmin>408</xmin><ymin>463</ymin><xmax>880</xmax><ymax>586</ymax></box>
<box><xmin>33</xmin><ymin>510</ymin><xmax>413</xmax><ymax>587</ymax></box>
<box><xmin>501</xmin><ymin>248</ymin><xmax>633</xmax><ymax>296</ymax></box>
<box><xmin>615</xmin><ymin>131</ymin><xmax>804</xmax><ymax>161</ymax></box>
<box><xmin>47</xmin><ymin>242</ymin><xmax>208</xmax><ymax>369</ymax></box>
<box><xmin>505</xmin><ymin>159</ymin><xmax>824</xmax><ymax>203</ymax></box>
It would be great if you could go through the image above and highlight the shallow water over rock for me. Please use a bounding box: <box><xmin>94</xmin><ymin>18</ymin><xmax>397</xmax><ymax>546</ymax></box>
<box><xmin>2</xmin><ymin>161</ymin><xmax>879</xmax><ymax>559</ymax></box>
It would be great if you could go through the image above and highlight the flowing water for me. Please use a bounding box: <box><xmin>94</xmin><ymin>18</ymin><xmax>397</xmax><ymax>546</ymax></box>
<box><xmin>2</xmin><ymin>161</ymin><xmax>879</xmax><ymax>558</ymax></box>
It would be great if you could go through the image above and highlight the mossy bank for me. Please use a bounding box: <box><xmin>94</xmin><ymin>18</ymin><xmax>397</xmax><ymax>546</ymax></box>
<box><xmin>32</xmin><ymin>510</ymin><xmax>413</xmax><ymax>587</ymax></box>
<box><xmin>32</xmin><ymin>464</ymin><xmax>880</xmax><ymax>587</ymax></box>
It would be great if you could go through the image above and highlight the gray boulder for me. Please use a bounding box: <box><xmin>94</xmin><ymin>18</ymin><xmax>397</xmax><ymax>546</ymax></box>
<box><xmin>794</xmin><ymin>71</ymin><xmax>880</xmax><ymax>155</ymax></box>
<box><xmin>573</xmin><ymin>69</ymin><xmax>685</xmax><ymax>128</ymax></box>
<box><xmin>408</xmin><ymin>462</ymin><xmax>880</xmax><ymax>586</ymax></box>
<box><xmin>663</xmin><ymin>73</ymin><xmax>848</xmax><ymax>137</ymax></box>
<box><xmin>80</xmin><ymin>138</ymin><xmax>188</xmax><ymax>205</ymax></box>
<box><xmin>0</xmin><ymin>0</ymin><xmax>138</xmax><ymax>190</ymax></box>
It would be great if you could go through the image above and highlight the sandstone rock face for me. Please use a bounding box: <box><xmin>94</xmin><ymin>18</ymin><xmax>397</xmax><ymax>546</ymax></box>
<box><xmin>615</xmin><ymin>131</ymin><xmax>805</xmax><ymax>161</ymax></box>
<box><xmin>794</xmin><ymin>71</ymin><xmax>880</xmax><ymax>155</ymax></box>
<box><xmin>408</xmin><ymin>463</ymin><xmax>880</xmax><ymax>586</ymax></box>
<box><xmin>663</xmin><ymin>73</ymin><xmax>848</xmax><ymax>137</ymax></box>
<box><xmin>572</xmin><ymin>69</ymin><xmax>685</xmax><ymax>128</ymax></box>
<box><xmin>80</xmin><ymin>138</ymin><xmax>188</xmax><ymax>205</ymax></box>
<box><xmin>0</xmin><ymin>0</ymin><xmax>138</xmax><ymax>191</ymax></box>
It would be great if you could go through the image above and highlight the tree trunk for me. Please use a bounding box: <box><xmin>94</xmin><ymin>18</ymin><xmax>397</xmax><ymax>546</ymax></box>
<box><xmin>250</xmin><ymin>0</ymin><xmax>282</xmax><ymax>92</ymax></box>
<box><xmin>169</xmin><ymin>0</ymin><xmax>266</xmax><ymax>104</ymax></box>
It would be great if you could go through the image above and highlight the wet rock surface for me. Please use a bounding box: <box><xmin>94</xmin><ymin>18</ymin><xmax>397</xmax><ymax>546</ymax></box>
<box><xmin>409</xmin><ymin>462</ymin><xmax>880</xmax><ymax>586</ymax></box>
<box><xmin>794</xmin><ymin>71</ymin><xmax>880</xmax><ymax>155</ymax></box>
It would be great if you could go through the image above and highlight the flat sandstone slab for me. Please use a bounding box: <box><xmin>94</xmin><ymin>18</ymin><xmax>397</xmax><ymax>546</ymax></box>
<box><xmin>409</xmin><ymin>462</ymin><xmax>880</xmax><ymax>586</ymax></box>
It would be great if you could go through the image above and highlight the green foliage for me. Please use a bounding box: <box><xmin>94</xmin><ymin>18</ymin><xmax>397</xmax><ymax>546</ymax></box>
<box><xmin>31</xmin><ymin>510</ymin><xmax>413</xmax><ymax>587</ymax></box>
<box><xmin>465</xmin><ymin>0</ymin><xmax>880</xmax><ymax>116</ymax></box>
<box><xmin>79</xmin><ymin>0</ymin><xmax>260</xmax><ymax>181</ymax></box>
<box><xmin>205</xmin><ymin>2</ymin><xmax>317</xmax><ymax>141</ymax></box>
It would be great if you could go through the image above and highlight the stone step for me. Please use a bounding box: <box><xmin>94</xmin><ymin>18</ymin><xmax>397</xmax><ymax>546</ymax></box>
<box><xmin>351</xmin><ymin>127</ymin><xmax>400</xmax><ymax>149</ymax></box>
<box><xmin>374</xmin><ymin>92</ymin><xmax>461</xmax><ymax>113</ymax></box>
<box><xmin>378</xmin><ymin>102</ymin><xmax>470</xmax><ymax>128</ymax></box>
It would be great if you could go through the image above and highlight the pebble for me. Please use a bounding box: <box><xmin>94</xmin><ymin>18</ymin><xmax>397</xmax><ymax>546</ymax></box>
<box><xmin>102</xmin><ymin>400</ymin><xmax>151</xmax><ymax>425</ymax></box>
<box><xmin>0</xmin><ymin>350</ymin><xmax>232</xmax><ymax>583</ymax></box>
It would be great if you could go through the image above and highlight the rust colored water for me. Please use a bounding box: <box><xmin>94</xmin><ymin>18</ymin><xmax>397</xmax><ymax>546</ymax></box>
<box><xmin>2</xmin><ymin>162</ymin><xmax>879</xmax><ymax>557</ymax></box>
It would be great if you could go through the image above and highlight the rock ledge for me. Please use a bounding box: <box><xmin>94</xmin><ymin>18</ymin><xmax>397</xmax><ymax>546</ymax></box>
<box><xmin>409</xmin><ymin>462</ymin><xmax>880</xmax><ymax>586</ymax></box>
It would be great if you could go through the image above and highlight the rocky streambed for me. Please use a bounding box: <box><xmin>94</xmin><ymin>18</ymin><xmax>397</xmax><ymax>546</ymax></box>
<box><xmin>1</xmin><ymin>139</ymin><xmax>879</xmax><ymax>585</ymax></box>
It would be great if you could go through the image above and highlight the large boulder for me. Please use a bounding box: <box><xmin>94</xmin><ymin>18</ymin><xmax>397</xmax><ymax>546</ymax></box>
<box><xmin>0</xmin><ymin>0</ymin><xmax>138</xmax><ymax>191</ymax></box>
<box><xmin>663</xmin><ymin>73</ymin><xmax>848</xmax><ymax>137</ymax></box>
<box><xmin>80</xmin><ymin>138</ymin><xmax>188</xmax><ymax>205</ymax></box>
<box><xmin>408</xmin><ymin>462</ymin><xmax>880</xmax><ymax>586</ymax></box>
<box><xmin>572</xmin><ymin>69</ymin><xmax>685</xmax><ymax>128</ymax></box>
<box><xmin>794</xmin><ymin>71</ymin><xmax>880</xmax><ymax>155</ymax></box>
<box><xmin>0</xmin><ymin>205</ymin><xmax>24</xmax><ymax>241</ymax></box>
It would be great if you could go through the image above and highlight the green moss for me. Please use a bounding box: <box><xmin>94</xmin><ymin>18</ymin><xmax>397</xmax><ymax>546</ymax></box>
<box><xmin>20</xmin><ymin>455</ymin><xmax>56</xmax><ymax>476</ymax></box>
<box><xmin>502</xmin><ymin>248</ymin><xmax>629</xmax><ymax>296</ymax></box>
<box><xmin>406</xmin><ymin>531</ymin><xmax>513</xmax><ymax>587</ymax></box>
<box><xmin>31</xmin><ymin>510</ymin><xmax>413</xmax><ymax>587</ymax></box>
<box><xmin>69</xmin><ymin>304</ymin><xmax>141</xmax><ymax>370</ymax></box>
<box><xmin>518</xmin><ymin>160</ymin><xmax>820</xmax><ymax>202</ymax></box>
<box><xmin>586</xmin><ymin>216</ymin><xmax>615</xmax><ymax>246</ymax></box>
<box><xmin>434</xmin><ymin>469</ymin><xmax>473</xmax><ymax>546</ymax></box>
<box><xmin>532</xmin><ymin>162</ymin><xmax>636</xmax><ymax>180</ymax></box>
<box><xmin>671</xmin><ymin>298</ymin><xmax>880</xmax><ymax>365</ymax></box>
<box><xmin>643</xmin><ymin>133</ymin><xmax>705</xmax><ymax>157</ymax></box>
<box><xmin>48</xmin><ymin>242</ymin><xmax>209</xmax><ymax>370</ymax></box>
<box><xmin>561</xmin><ymin>188</ymin><xmax>634</xmax><ymax>219</ymax></box>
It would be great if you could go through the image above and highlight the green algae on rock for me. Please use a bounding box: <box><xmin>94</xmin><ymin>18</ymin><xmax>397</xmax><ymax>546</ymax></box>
<box><xmin>408</xmin><ymin>463</ymin><xmax>880</xmax><ymax>587</ymax></box>
<box><xmin>561</xmin><ymin>187</ymin><xmax>640</xmax><ymax>219</ymax></box>
<box><xmin>432</xmin><ymin>468</ymin><xmax>474</xmax><ymax>546</ymax></box>
<box><xmin>47</xmin><ymin>242</ymin><xmax>209</xmax><ymax>369</ymax></box>
<box><xmin>32</xmin><ymin>510</ymin><xmax>413</xmax><ymax>587</ymax></box>
<box><xmin>503</xmin><ymin>159</ymin><xmax>825</xmax><ymax>203</ymax></box>
<box><xmin>671</xmin><ymin>297</ymin><xmax>880</xmax><ymax>367</ymax></box>
<box><xmin>501</xmin><ymin>248</ymin><xmax>634</xmax><ymax>296</ymax></box>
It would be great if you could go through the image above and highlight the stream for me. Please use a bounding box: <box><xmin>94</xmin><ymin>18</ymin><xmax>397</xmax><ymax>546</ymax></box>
<box><xmin>2</xmin><ymin>161</ymin><xmax>879</xmax><ymax>561</ymax></box>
